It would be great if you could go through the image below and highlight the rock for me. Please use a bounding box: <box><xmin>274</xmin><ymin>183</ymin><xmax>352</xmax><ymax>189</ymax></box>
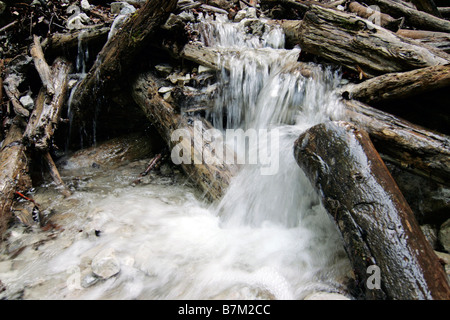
<box><xmin>81</xmin><ymin>272</ymin><xmax>99</xmax><ymax>288</ymax></box>
<box><xmin>81</xmin><ymin>0</ymin><xmax>91</xmax><ymax>11</ymax></box>
<box><xmin>57</xmin><ymin>132</ymin><xmax>155</xmax><ymax>172</ymax></box>
<box><xmin>111</xmin><ymin>2</ymin><xmax>136</xmax><ymax>15</ymax></box>
<box><xmin>439</xmin><ymin>219</ymin><xmax>450</xmax><ymax>253</ymax></box>
<box><xmin>19</xmin><ymin>95</ymin><xmax>34</xmax><ymax>110</ymax></box>
<box><xmin>304</xmin><ymin>292</ymin><xmax>351</xmax><ymax>300</ymax></box>
<box><xmin>234</xmin><ymin>8</ymin><xmax>258</xmax><ymax>22</ymax></box>
<box><xmin>158</xmin><ymin>86</ymin><xmax>174</xmax><ymax>94</ymax></box>
<box><xmin>91</xmin><ymin>248</ymin><xmax>121</xmax><ymax>280</ymax></box>
<box><xmin>435</xmin><ymin>251</ymin><xmax>450</xmax><ymax>283</ymax></box>
<box><xmin>198</xmin><ymin>65</ymin><xmax>214</xmax><ymax>74</ymax></box>
<box><xmin>421</xmin><ymin>224</ymin><xmax>438</xmax><ymax>250</ymax></box>
<box><xmin>155</xmin><ymin>64</ymin><xmax>173</xmax><ymax>77</ymax></box>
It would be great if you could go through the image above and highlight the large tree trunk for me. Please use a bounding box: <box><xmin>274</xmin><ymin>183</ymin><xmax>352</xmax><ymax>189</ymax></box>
<box><xmin>298</xmin><ymin>5</ymin><xmax>449</xmax><ymax>78</ymax></box>
<box><xmin>132</xmin><ymin>72</ymin><xmax>239</xmax><ymax>201</ymax></box>
<box><xmin>363</xmin><ymin>0</ymin><xmax>450</xmax><ymax>32</ymax></box>
<box><xmin>70</xmin><ymin>0</ymin><xmax>178</xmax><ymax>124</ymax></box>
<box><xmin>340</xmin><ymin>64</ymin><xmax>450</xmax><ymax>104</ymax></box>
<box><xmin>0</xmin><ymin>118</ymin><xmax>32</xmax><ymax>239</ymax></box>
<box><xmin>338</xmin><ymin>99</ymin><xmax>450</xmax><ymax>187</ymax></box>
<box><xmin>294</xmin><ymin>120</ymin><xmax>450</xmax><ymax>300</ymax></box>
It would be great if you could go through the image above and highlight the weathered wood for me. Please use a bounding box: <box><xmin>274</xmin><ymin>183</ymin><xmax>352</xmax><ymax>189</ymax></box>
<box><xmin>41</xmin><ymin>25</ymin><xmax>111</xmax><ymax>53</ymax></box>
<box><xmin>347</xmin><ymin>1</ymin><xmax>404</xmax><ymax>31</ymax></box>
<box><xmin>410</xmin><ymin>0</ymin><xmax>442</xmax><ymax>18</ymax></box>
<box><xmin>439</xmin><ymin>7</ymin><xmax>450</xmax><ymax>18</ymax></box>
<box><xmin>30</xmin><ymin>35</ymin><xmax>54</xmax><ymax>95</ymax></box>
<box><xmin>71</xmin><ymin>0</ymin><xmax>178</xmax><ymax>123</ymax></box>
<box><xmin>132</xmin><ymin>72</ymin><xmax>238</xmax><ymax>201</ymax></box>
<box><xmin>23</xmin><ymin>57</ymin><xmax>72</xmax><ymax>150</ymax></box>
<box><xmin>338</xmin><ymin>99</ymin><xmax>450</xmax><ymax>187</ymax></box>
<box><xmin>397</xmin><ymin>29</ymin><xmax>450</xmax><ymax>53</ymax></box>
<box><xmin>294</xmin><ymin>120</ymin><xmax>450</xmax><ymax>300</ymax></box>
<box><xmin>363</xmin><ymin>0</ymin><xmax>450</xmax><ymax>32</ymax></box>
<box><xmin>0</xmin><ymin>118</ymin><xmax>31</xmax><ymax>239</ymax></box>
<box><xmin>298</xmin><ymin>5</ymin><xmax>449</xmax><ymax>78</ymax></box>
<box><xmin>43</xmin><ymin>151</ymin><xmax>71</xmax><ymax>198</ymax></box>
<box><xmin>341</xmin><ymin>64</ymin><xmax>450</xmax><ymax>104</ymax></box>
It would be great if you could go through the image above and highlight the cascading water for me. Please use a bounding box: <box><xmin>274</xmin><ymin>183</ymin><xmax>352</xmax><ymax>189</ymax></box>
<box><xmin>0</xmin><ymin>14</ymin><xmax>352</xmax><ymax>300</ymax></box>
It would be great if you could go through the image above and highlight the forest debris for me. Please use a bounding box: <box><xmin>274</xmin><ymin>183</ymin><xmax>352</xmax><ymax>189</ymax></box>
<box><xmin>70</xmin><ymin>0</ymin><xmax>178</xmax><ymax>125</ymax></box>
<box><xmin>338</xmin><ymin>99</ymin><xmax>450</xmax><ymax>187</ymax></box>
<box><xmin>294</xmin><ymin>120</ymin><xmax>450</xmax><ymax>300</ymax></box>
<box><xmin>363</xmin><ymin>0</ymin><xmax>450</xmax><ymax>33</ymax></box>
<box><xmin>340</xmin><ymin>64</ymin><xmax>450</xmax><ymax>104</ymax></box>
<box><xmin>298</xmin><ymin>5</ymin><xmax>449</xmax><ymax>78</ymax></box>
<box><xmin>347</xmin><ymin>1</ymin><xmax>404</xmax><ymax>31</ymax></box>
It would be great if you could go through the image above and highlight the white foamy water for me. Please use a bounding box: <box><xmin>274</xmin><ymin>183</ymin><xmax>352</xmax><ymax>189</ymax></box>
<box><xmin>0</xmin><ymin>14</ymin><xmax>352</xmax><ymax>300</ymax></box>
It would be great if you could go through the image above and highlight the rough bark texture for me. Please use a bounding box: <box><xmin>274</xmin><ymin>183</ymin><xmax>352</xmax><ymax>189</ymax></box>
<box><xmin>41</xmin><ymin>25</ymin><xmax>111</xmax><ymax>53</ymax></box>
<box><xmin>294</xmin><ymin>120</ymin><xmax>450</xmax><ymax>300</ymax></box>
<box><xmin>132</xmin><ymin>72</ymin><xmax>238</xmax><ymax>201</ymax></box>
<box><xmin>411</xmin><ymin>0</ymin><xmax>442</xmax><ymax>17</ymax></box>
<box><xmin>0</xmin><ymin>118</ymin><xmax>31</xmax><ymax>239</ymax></box>
<box><xmin>338</xmin><ymin>99</ymin><xmax>450</xmax><ymax>187</ymax></box>
<box><xmin>397</xmin><ymin>29</ymin><xmax>450</xmax><ymax>53</ymax></box>
<box><xmin>70</xmin><ymin>0</ymin><xmax>178</xmax><ymax>123</ymax></box>
<box><xmin>23</xmin><ymin>57</ymin><xmax>72</xmax><ymax>150</ymax></box>
<box><xmin>363</xmin><ymin>0</ymin><xmax>450</xmax><ymax>32</ymax></box>
<box><xmin>341</xmin><ymin>64</ymin><xmax>450</xmax><ymax>104</ymax></box>
<box><xmin>298</xmin><ymin>5</ymin><xmax>449</xmax><ymax>78</ymax></box>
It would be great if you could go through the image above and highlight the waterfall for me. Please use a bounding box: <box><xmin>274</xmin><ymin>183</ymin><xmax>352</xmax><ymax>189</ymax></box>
<box><xmin>0</xmin><ymin>14</ymin><xmax>352</xmax><ymax>300</ymax></box>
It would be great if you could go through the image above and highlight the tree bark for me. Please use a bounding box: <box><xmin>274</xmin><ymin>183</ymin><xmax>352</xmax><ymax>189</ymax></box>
<box><xmin>410</xmin><ymin>0</ymin><xmax>442</xmax><ymax>18</ymax></box>
<box><xmin>338</xmin><ymin>99</ymin><xmax>450</xmax><ymax>187</ymax></box>
<box><xmin>397</xmin><ymin>29</ymin><xmax>450</xmax><ymax>53</ymax></box>
<box><xmin>363</xmin><ymin>0</ymin><xmax>450</xmax><ymax>32</ymax></box>
<box><xmin>0</xmin><ymin>118</ymin><xmax>32</xmax><ymax>239</ymax></box>
<box><xmin>41</xmin><ymin>25</ymin><xmax>111</xmax><ymax>53</ymax></box>
<box><xmin>294</xmin><ymin>120</ymin><xmax>450</xmax><ymax>300</ymax></box>
<box><xmin>298</xmin><ymin>5</ymin><xmax>449</xmax><ymax>78</ymax></box>
<box><xmin>70</xmin><ymin>0</ymin><xmax>178</xmax><ymax>124</ymax></box>
<box><xmin>23</xmin><ymin>57</ymin><xmax>72</xmax><ymax>150</ymax></box>
<box><xmin>132</xmin><ymin>72</ymin><xmax>239</xmax><ymax>201</ymax></box>
<box><xmin>340</xmin><ymin>64</ymin><xmax>450</xmax><ymax>104</ymax></box>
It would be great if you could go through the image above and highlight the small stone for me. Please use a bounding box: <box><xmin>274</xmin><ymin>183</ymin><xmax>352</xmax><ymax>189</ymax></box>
<box><xmin>81</xmin><ymin>0</ymin><xmax>91</xmax><ymax>11</ymax></box>
<box><xmin>91</xmin><ymin>248</ymin><xmax>121</xmax><ymax>279</ymax></box>
<box><xmin>155</xmin><ymin>64</ymin><xmax>173</xmax><ymax>77</ymax></box>
<box><xmin>111</xmin><ymin>2</ymin><xmax>136</xmax><ymax>15</ymax></box>
<box><xmin>158</xmin><ymin>86</ymin><xmax>174</xmax><ymax>94</ymax></box>
<box><xmin>421</xmin><ymin>224</ymin><xmax>438</xmax><ymax>249</ymax></box>
<box><xmin>438</xmin><ymin>219</ymin><xmax>450</xmax><ymax>253</ymax></box>
<box><xmin>19</xmin><ymin>95</ymin><xmax>34</xmax><ymax>110</ymax></box>
<box><xmin>81</xmin><ymin>272</ymin><xmax>99</xmax><ymax>288</ymax></box>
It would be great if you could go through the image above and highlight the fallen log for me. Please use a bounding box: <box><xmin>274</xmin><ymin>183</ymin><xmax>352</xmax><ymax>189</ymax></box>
<box><xmin>397</xmin><ymin>29</ymin><xmax>450</xmax><ymax>53</ymax></box>
<box><xmin>30</xmin><ymin>35</ymin><xmax>54</xmax><ymax>95</ymax></box>
<box><xmin>70</xmin><ymin>0</ymin><xmax>178</xmax><ymax>124</ymax></box>
<box><xmin>0</xmin><ymin>118</ymin><xmax>32</xmax><ymax>239</ymax></box>
<box><xmin>41</xmin><ymin>25</ymin><xmax>111</xmax><ymax>53</ymax></box>
<box><xmin>294</xmin><ymin>120</ymin><xmax>450</xmax><ymax>300</ymax></box>
<box><xmin>23</xmin><ymin>57</ymin><xmax>72</xmax><ymax>150</ymax></box>
<box><xmin>411</xmin><ymin>0</ymin><xmax>442</xmax><ymax>17</ymax></box>
<box><xmin>347</xmin><ymin>1</ymin><xmax>404</xmax><ymax>31</ymax></box>
<box><xmin>338</xmin><ymin>99</ymin><xmax>450</xmax><ymax>187</ymax></box>
<box><xmin>439</xmin><ymin>7</ymin><xmax>450</xmax><ymax>18</ymax></box>
<box><xmin>132</xmin><ymin>71</ymin><xmax>238</xmax><ymax>201</ymax></box>
<box><xmin>341</xmin><ymin>64</ymin><xmax>450</xmax><ymax>104</ymax></box>
<box><xmin>363</xmin><ymin>0</ymin><xmax>450</xmax><ymax>32</ymax></box>
<box><xmin>298</xmin><ymin>5</ymin><xmax>449</xmax><ymax>78</ymax></box>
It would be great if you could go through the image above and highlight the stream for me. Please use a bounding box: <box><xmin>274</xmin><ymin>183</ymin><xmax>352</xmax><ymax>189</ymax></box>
<box><xmin>0</xmin><ymin>13</ymin><xmax>354</xmax><ymax>300</ymax></box>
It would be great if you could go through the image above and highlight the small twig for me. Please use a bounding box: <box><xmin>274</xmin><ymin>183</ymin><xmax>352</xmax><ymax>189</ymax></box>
<box><xmin>0</xmin><ymin>21</ymin><xmax>18</xmax><ymax>33</ymax></box>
